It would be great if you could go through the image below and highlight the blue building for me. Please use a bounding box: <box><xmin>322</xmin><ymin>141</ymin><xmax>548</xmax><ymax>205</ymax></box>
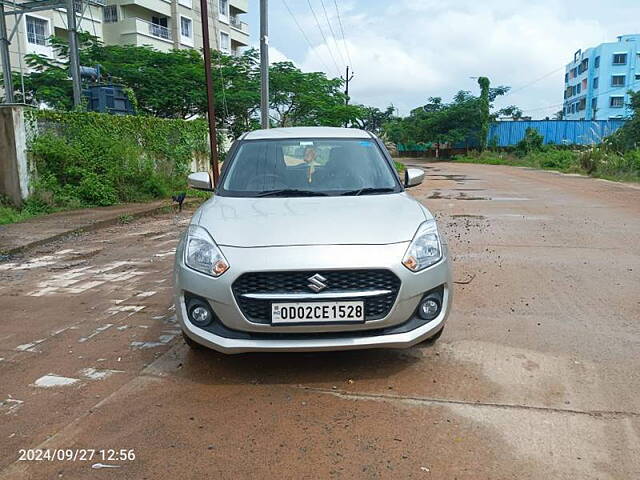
<box><xmin>563</xmin><ymin>34</ymin><xmax>640</xmax><ymax>120</ymax></box>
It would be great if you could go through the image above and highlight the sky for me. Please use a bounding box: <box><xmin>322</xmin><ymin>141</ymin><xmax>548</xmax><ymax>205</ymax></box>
<box><xmin>246</xmin><ymin>0</ymin><xmax>639</xmax><ymax>118</ymax></box>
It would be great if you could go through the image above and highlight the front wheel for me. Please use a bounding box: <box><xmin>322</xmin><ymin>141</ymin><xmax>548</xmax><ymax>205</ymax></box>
<box><xmin>182</xmin><ymin>331</ymin><xmax>207</xmax><ymax>350</ymax></box>
<box><xmin>421</xmin><ymin>326</ymin><xmax>444</xmax><ymax>345</ymax></box>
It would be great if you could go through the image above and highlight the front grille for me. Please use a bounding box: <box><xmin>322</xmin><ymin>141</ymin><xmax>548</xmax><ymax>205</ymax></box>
<box><xmin>232</xmin><ymin>270</ymin><xmax>401</xmax><ymax>324</ymax></box>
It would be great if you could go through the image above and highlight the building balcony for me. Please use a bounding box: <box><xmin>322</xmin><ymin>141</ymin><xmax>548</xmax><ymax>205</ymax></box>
<box><xmin>115</xmin><ymin>0</ymin><xmax>172</xmax><ymax>17</ymax></box>
<box><xmin>230</xmin><ymin>16</ymin><xmax>248</xmax><ymax>35</ymax></box>
<box><xmin>110</xmin><ymin>17</ymin><xmax>174</xmax><ymax>51</ymax></box>
<box><xmin>230</xmin><ymin>0</ymin><xmax>248</xmax><ymax>13</ymax></box>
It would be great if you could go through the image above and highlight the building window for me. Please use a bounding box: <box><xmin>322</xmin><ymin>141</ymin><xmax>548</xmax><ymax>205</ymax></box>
<box><xmin>612</xmin><ymin>53</ymin><xmax>627</xmax><ymax>65</ymax></box>
<box><xmin>178</xmin><ymin>0</ymin><xmax>192</xmax><ymax>7</ymax></box>
<box><xmin>564</xmin><ymin>72</ymin><xmax>569</xmax><ymax>84</ymax></box>
<box><xmin>611</xmin><ymin>75</ymin><xmax>626</xmax><ymax>87</ymax></box>
<box><xmin>220</xmin><ymin>31</ymin><xmax>230</xmax><ymax>51</ymax></box>
<box><xmin>577</xmin><ymin>83</ymin><xmax>581</xmax><ymax>94</ymax></box>
<box><xmin>594</xmin><ymin>56</ymin><xmax>600</xmax><ymax>68</ymax></box>
<box><xmin>593</xmin><ymin>77</ymin><xmax>599</xmax><ymax>89</ymax></box>
<box><xmin>219</xmin><ymin>0</ymin><xmax>228</xmax><ymax>18</ymax></box>
<box><xmin>581</xmin><ymin>78</ymin><xmax>587</xmax><ymax>90</ymax></box>
<box><xmin>103</xmin><ymin>5</ymin><xmax>117</xmax><ymax>23</ymax></box>
<box><xmin>26</xmin><ymin>16</ymin><xmax>48</xmax><ymax>45</ymax></box>
<box><xmin>635</xmin><ymin>74</ymin><xmax>640</xmax><ymax>81</ymax></box>
<box><xmin>610</xmin><ymin>96</ymin><xmax>624</xmax><ymax>108</ymax></box>
<box><xmin>180</xmin><ymin>17</ymin><xmax>192</xmax><ymax>39</ymax></box>
<box><xmin>578</xmin><ymin>98</ymin><xmax>586</xmax><ymax>111</ymax></box>
<box><xmin>591</xmin><ymin>98</ymin><xmax>597</xmax><ymax>110</ymax></box>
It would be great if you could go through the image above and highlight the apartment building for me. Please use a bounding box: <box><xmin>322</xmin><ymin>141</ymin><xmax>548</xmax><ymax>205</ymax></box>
<box><xmin>563</xmin><ymin>34</ymin><xmax>640</xmax><ymax>120</ymax></box>
<box><xmin>1</xmin><ymin>0</ymin><xmax>248</xmax><ymax>76</ymax></box>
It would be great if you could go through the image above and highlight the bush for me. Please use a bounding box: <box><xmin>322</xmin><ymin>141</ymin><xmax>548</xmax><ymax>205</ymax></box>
<box><xmin>530</xmin><ymin>149</ymin><xmax>577</xmax><ymax>170</ymax></box>
<box><xmin>515</xmin><ymin>128</ymin><xmax>545</xmax><ymax>157</ymax></box>
<box><xmin>26</xmin><ymin>110</ymin><xmax>209</xmax><ymax>209</ymax></box>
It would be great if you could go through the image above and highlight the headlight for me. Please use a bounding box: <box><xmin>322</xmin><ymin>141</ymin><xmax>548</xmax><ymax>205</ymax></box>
<box><xmin>184</xmin><ymin>225</ymin><xmax>229</xmax><ymax>277</ymax></box>
<box><xmin>402</xmin><ymin>220</ymin><xmax>442</xmax><ymax>271</ymax></box>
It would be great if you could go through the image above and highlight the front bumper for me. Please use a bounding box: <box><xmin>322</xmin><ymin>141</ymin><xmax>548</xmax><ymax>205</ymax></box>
<box><xmin>174</xmin><ymin>241</ymin><xmax>452</xmax><ymax>354</ymax></box>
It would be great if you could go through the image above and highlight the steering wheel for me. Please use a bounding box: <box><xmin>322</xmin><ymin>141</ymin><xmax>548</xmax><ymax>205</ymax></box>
<box><xmin>245</xmin><ymin>174</ymin><xmax>288</xmax><ymax>191</ymax></box>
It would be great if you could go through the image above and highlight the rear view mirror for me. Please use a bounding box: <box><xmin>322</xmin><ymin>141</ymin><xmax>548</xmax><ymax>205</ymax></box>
<box><xmin>404</xmin><ymin>168</ymin><xmax>424</xmax><ymax>188</ymax></box>
<box><xmin>188</xmin><ymin>172</ymin><xmax>213</xmax><ymax>191</ymax></box>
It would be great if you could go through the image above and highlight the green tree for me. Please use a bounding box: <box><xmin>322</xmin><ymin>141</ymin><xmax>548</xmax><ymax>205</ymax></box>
<box><xmin>606</xmin><ymin>90</ymin><xmax>640</xmax><ymax>152</ymax></box>
<box><xmin>269</xmin><ymin>62</ymin><xmax>360</xmax><ymax>127</ymax></box>
<box><xmin>351</xmin><ymin>105</ymin><xmax>397</xmax><ymax>135</ymax></box>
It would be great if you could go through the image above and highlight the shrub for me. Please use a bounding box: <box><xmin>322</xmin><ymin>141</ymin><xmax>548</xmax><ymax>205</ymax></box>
<box><xmin>515</xmin><ymin>128</ymin><xmax>544</xmax><ymax>156</ymax></box>
<box><xmin>26</xmin><ymin>110</ymin><xmax>209</xmax><ymax>209</ymax></box>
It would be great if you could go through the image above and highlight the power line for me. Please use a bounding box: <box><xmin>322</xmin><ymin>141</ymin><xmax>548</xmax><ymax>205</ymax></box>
<box><xmin>281</xmin><ymin>0</ymin><xmax>333</xmax><ymax>75</ymax></box>
<box><xmin>319</xmin><ymin>0</ymin><xmax>346</xmax><ymax>67</ymax></box>
<box><xmin>332</xmin><ymin>0</ymin><xmax>352</xmax><ymax>68</ymax></box>
<box><xmin>305</xmin><ymin>0</ymin><xmax>341</xmax><ymax>77</ymax></box>
<box><xmin>520</xmin><ymin>80</ymin><xmax>640</xmax><ymax>114</ymax></box>
<box><xmin>506</xmin><ymin>66</ymin><xmax>566</xmax><ymax>96</ymax></box>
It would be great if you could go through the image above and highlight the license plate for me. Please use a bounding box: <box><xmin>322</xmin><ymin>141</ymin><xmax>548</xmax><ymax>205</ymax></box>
<box><xmin>271</xmin><ymin>301</ymin><xmax>365</xmax><ymax>324</ymax></box>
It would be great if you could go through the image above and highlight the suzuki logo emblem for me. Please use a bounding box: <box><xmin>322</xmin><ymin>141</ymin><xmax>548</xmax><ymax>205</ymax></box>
<box><xmin>307</xmin><ymin>273</ymin><xmax>328</xmax><ymax>293</ymax></box>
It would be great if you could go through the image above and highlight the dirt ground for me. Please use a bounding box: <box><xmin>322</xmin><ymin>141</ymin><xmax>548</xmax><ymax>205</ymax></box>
<box><xmin>1</xmin><ymin>162</ymin><xmax>639</xmax><ymax>479</ymax></box>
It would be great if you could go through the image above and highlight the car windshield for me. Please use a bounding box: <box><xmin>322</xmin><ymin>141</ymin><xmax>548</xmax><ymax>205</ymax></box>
<box><xmin>220</xmin><ymin>138</ymin><xmax>400</xmax><ymax>197</ymax></box>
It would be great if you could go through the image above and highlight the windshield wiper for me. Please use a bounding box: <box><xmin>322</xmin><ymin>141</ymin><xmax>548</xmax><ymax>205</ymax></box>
<box><xmin>256</xmin><ymin>189</ymin><xmax>328</xmax><ymax>197</ymax></box>
<box><xmin>340</xmin><ymin>187</ymin><xmax>396</xmax><ymax>196</ymax></box>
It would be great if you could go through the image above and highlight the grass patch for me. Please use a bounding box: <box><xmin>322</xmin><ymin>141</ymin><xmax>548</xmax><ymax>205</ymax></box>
<box><xmin>0</xmin><ymin>196</ymin><xmax>58</xmax><ymax>226</ymax></box>
<box><xmin>394</xmin><ymin>161</ymin><xmax>406</xmax><ymax>174</ymax></box>
<box><xmin>454</xmin><ymin>149</ymin><xmax>640</xmax><ymax>183</ymax></box>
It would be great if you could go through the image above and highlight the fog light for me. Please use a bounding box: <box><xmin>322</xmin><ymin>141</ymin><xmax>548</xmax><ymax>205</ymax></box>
<box><xmin>189</xmin><ymin>304</ymin><xmax>213</xmax><ymax>327</ymax></box>
<box><xmin>418</xmin><ymin>298</ymin><xmax>440</xmax><ymax>321</ymax></box>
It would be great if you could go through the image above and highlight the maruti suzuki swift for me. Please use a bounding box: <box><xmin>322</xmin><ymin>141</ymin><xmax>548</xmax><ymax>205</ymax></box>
<box><xmin>174</xmin><ymin>127</ymin><xmax>452</xmax><ymax>353</ymax></box>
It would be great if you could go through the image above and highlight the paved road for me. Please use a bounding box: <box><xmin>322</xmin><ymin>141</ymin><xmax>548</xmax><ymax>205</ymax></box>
<box><xmin>1</xmin><ymin>163</ymin><xmax>639</xmax><ymax>479</ymax></box>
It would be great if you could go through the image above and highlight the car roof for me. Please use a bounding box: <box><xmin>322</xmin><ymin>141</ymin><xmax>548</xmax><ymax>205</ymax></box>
<box><xmin>241</xmin><ymin>126</ymin><xmax>372</xmax><ymax>141</ymax></box>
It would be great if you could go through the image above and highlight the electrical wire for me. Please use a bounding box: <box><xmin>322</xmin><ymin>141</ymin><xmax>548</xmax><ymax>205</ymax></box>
<box><xmin>319</xmin><ymin>0</ymin><xmax>346</xmax><ymax>67</ymax></box>
<box><xmin>520</xmin><ymin>80</ymin><xmax>640</xmax><ymax>114</ymax></box>
<box><xmin>506</xmin><ymin>65</ymin><xmax>566</xmax><ymax>96</ymax></box>
<box><xmin>332</xmin><ymin>0</ymin><xmax>352</xmax><ymax>68</ymax></box>
<box><xmin>280</xmin><ymin>0</ymin><xmax>333</xmax><ymax>75</ymax></box>
<box><xmin>305</xmin><ymin>0</ymin><xmax>341</xmax><ymax>77</ymax></box>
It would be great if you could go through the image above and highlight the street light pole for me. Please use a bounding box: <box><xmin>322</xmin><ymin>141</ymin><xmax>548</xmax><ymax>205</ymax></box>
<box><xmin>259</xmin><ymin>0</ymin><xmax>269</xmax><ymax>129</ymax></box>
<box><xmin>199</xmin><ymin>0</ymin><xmax>219</xmax><ymax>185</ymax></box>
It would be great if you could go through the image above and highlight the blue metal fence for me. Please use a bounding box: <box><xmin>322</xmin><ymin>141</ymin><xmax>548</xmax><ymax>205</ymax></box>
<box><xmin>488</xmin><ymin>120</ymin><xmax>626</xmax><ymax>146</ymax></box>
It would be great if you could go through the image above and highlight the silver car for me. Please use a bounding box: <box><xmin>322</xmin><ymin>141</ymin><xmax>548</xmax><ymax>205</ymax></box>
<box><xmin>174</xmin><ymin>127</ymin><xmax>452</xmax><ymax>353</ymax></box>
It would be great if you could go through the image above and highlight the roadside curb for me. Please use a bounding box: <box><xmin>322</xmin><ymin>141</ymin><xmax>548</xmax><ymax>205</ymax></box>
<box><xmin>1</xmin><ymin>199</ymin><xmax>201</xmax><ymax>256</ymax></box>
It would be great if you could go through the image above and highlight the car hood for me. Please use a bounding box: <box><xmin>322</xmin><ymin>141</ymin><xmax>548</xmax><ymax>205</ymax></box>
<box><xmin>195</xmin><ymin>193</ymin><xmax>430</xmax><ymax>247</ymax></box>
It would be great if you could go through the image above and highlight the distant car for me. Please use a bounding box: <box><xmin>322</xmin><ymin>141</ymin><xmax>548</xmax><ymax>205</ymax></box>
<box><xmin>174</xmin><ymin>127</ymin><xmax>452</xmax><ymax>353</ymax></box>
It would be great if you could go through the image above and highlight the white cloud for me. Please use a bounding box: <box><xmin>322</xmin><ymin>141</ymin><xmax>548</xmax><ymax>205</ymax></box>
<box><xmin>277</xmin><ymin>0</ymin><xmax>632</xmax><ymax>118</ymax></box>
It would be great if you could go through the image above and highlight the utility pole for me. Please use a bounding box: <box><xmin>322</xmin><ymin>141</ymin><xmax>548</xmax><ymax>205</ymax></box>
<box><xmin>343</xmin><ymin>66</ymin><xmax>354</xmax><ymax>105</ymax></box>
<box><xmin>66</xmin><ymin>0</ymin><xmax>82</xmax><ymax>107</ymax></box>
<box><xmin>199</xmin><ymin>0</ymin><xmax>219</xmax><ymax>185</ymax></box>
<box><xmin>342</xmin><ymin>66</ymin><xmax>354</xmax><ymax>127</ymax></box>
<box><xmin>259</xmin><ymin>0</ymin><xmax>269</xmax><ymax>129</ymax></box>
<box><xmin>0</xmin><ymin>2</ymin><xmax>14</xmax><ymax>103</ymax></box>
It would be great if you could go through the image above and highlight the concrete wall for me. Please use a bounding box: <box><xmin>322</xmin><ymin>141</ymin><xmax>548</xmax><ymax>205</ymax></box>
<box><xmin>0</xmin><ymin>105</ymin><xmax>30</xmax><ymax>206</ymax></box>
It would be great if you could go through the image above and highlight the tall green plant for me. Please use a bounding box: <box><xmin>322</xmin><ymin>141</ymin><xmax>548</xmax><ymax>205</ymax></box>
<box><xmin>27</xmin><ymin>111</ymin><xmax>209</xmax><ymax>208</ymax></box>
<box><xmin>477</xmin><ymin>77</ymin><xmax>490</xmax><ymax>150</ymax></box>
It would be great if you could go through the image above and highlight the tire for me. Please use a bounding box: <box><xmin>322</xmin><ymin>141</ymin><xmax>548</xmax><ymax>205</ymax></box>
<box><xmin>421</xmin><ymin>326</ymin><xmax>444</xmax><ymax>345</ymax></box>
<box><xmin>182</xmin><ymin>331</ymin><xmax>207</xmax><ymax>350</ymax></box>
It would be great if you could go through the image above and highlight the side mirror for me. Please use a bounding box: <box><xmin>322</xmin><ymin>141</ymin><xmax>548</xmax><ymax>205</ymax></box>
<box><xmin>404</xmin><ymin>168</ymin><xmax>424</xmax><ymax>188</ymax></box>
<box><xmin>187</xmin><ymin>172</ymin><xmax>213</xmax><ymax>191</ymax></box>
